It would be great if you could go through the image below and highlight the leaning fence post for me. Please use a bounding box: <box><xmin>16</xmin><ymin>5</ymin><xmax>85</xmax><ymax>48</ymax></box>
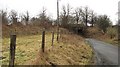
<box><xmin>9</xmin><ymin>35</ymin><xmax>16</xmax><ymax>67</ymax></box>
<box><xmin>51</xmin><ymin>31</ymin><xmax>54</xmax><ymax>46</ymax></box>
<box><xmin>41</xmin><ymin>31</ymin><xmax>45</xmax><ymax>52</ymax></box>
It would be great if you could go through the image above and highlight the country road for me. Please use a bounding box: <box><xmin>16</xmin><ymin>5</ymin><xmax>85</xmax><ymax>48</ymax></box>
<box><xmin>86</xmin><ymin>38</ymin><xmax>118</xmax><ymax>65</ymax></box>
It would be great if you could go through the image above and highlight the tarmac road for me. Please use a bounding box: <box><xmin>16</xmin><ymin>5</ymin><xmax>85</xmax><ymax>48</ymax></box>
<box><xmin>86</xmin><ymin>38</ymin><xmax>118</xmax><ymax>65</ymax></box>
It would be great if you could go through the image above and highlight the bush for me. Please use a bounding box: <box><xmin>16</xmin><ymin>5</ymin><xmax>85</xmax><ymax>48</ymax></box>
<box><xmin>107</xmin><ymin>27</ymin><xmax>118</xmax><ymax>39</ymax></box>
<box><xmin>96</xmin><ymin>15</ymin><xmax>111</xmax><ymax>33</ymax></box>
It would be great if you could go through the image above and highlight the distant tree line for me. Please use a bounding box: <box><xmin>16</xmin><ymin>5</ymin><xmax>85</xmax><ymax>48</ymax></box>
<box><xmin>59</xmin><ymin>4</ymin><xmax>113</xmax><ymax>33</ymax></box>
<box><xmin>0</xmin><ymin>5</ymin><xmax>116</xmax><ymax>33</ymax></box>
<box><xmin>1</xmin><ymin>7</ymin><xmax>53</xmax><ymax>29</ymax></box>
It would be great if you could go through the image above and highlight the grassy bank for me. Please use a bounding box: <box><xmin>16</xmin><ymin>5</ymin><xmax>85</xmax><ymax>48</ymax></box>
<box><xmin>86</xmin><ymin>27</ymin><xmax>118</xmax><ymax>46</ymax></box>
<box><xmin>2</xmin><ymin>32</ymin><xmax>93</xmax><ymax>65</ymax></box>
<box><xmin>2</xmin><ymin>24</ymin><xmax>93</xmax><ymax>65</ymax></box>
<box><xmin>2</xmin><ymin>33</ymin><xmax>57</xmax><ymax>65</ymax></box>
<box><xmin>28</xmin><ymin>33</ymin><xmax>93</xmax><ymax>65</ymax></box>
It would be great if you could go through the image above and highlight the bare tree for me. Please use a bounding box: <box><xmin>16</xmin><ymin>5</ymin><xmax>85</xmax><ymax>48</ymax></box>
<box><xmin>38</xmin><ymin>7</ymin><xmax>52</xmax><ymax>29</ymax></box>
<box><xmin>67</xmin><ymin>4</ymin><xmax>71</xmax><ymax>23</ymax></box>
<box><xmin>9</xmin><ymin>10</ymin><xmax>18</xmax><ymax>24</ymax></box>
<box><xmin>80</xmin><ymin>7</ymin><xmax>90</xmax><ymax>27</ymax></box>
<box><xmin>73</xmin><ymin>8</ymin><xmax>82</xmax><ymax>24</ymax></box>
<box><xmin>60</xmin><ymin>4</ymin><xmax>72</xmax><ymax>27</ymax></box>
<box><xmin>60</xmin><ymin>5</ymin><xmax>67</xmax><ymax>26</ymax></box>
<box><xmin>21</xmin><ymin>11</ymin><xmax>29</xmax><ymax>25</ymax></box>
<box><xmin>89</xmin><ymin>11</ymin><xmax>97</xmax><ymax>27</ymax></box>
<box><xmin>39</xmin><ymin>7</ymin><xmax>47</xmax><ymax>23</ymax></box>
<box><xmin>85</xmin><ymin>7</ymin><xmax>88</xmax><ymax>27</ymax></box>
<box><xmin>74</xmin><ymin>8</ymin><xmax>79</xmax><ymax>24</ymax></box>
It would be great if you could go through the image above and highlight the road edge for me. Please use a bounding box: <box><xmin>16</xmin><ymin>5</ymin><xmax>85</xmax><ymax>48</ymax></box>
<box><xmin>84</xmin><ymin>39</ymin><xmax>96</xmax><ymax>65</ymax></box>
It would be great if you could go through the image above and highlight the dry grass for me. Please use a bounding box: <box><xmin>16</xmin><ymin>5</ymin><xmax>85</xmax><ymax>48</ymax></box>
<box><xmin>29</xmin><ymin>33</ymin><xmax>93</xmax><ymax>65</ymax></box>
<box><xmin>86</xmin><ymin>27</ymin><xmax>118</xmax><ymax>45</ymax></box>
<box><xmin>2</xmin><ymin>33</ymin><xmax>57</xmax><ymax>65</ymax></box>
<box><xmin>2</xmin><ymin>24</ymin><xmax>93</xmax><ymax>65</ymax></box>
<box><xmin>2</xmin><ymin>24</ymin><xmax>56</xmax><ymax>38</ymax></box>
<box><xmin>2</xmin><ymin>33</ymin><xmax>93</xmax><ymax>65</ymax></box>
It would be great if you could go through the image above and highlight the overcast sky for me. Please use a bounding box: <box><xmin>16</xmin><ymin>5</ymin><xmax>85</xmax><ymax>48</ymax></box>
<box><xmin>0</xmin><ymin>0</ymin><xmax>119</xmax><ymax>25</ymax></box>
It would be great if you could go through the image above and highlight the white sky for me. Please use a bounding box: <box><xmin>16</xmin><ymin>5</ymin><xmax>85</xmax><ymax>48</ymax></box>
<box><xmin>0</xmin><ymin>0</ymin><xmax>119</xmax><ymax>25</ymax></box>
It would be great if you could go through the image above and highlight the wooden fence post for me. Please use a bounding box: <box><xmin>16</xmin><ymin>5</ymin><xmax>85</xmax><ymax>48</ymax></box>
<box><xmin>9</xmin><ymin>35</ymin><xmax>16</xmax><ymax>67</ymax></box>
<box><xmin>51</xmin><ymin>32</ymin><xmax>54</xmax><ymax>46</ymax></box>
<box><xmin>56</xmin><ymin>27</ymin><xmax>59</xmax><ymax>42</ymax></box>
<box><xmin>59</xmin><ymin>30</ymin><xmax>61</xmax><ymax>38</ymax></box>
<box><xmin>41</xmin><ymin>31</ymin><xmax>45</xmax><ymax>52</ymax></box>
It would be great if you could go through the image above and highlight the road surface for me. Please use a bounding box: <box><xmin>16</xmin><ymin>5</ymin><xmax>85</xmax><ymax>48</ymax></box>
<box><xmin>86</xmin><ymin>38</ymin><xmax>118</xmax><ymax>65</ymax></box>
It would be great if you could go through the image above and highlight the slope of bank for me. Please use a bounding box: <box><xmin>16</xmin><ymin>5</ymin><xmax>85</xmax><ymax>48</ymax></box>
<box><xmin>2</xmin><ymin>24</ymin><xmax>94</xmax><ymax>65</ymax></box>
<box><xmin>28</xmin><ymin>33</ymin><xmax>94</xmax><ymax>65</ymax></box>
<box><xmin>85</xmin><ymin>27</ymin><xmax>118</xmax><ymax>46</ymax></box>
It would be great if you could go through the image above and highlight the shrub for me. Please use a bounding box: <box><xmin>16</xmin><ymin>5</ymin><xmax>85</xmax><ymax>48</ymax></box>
<box><xmin>107</xmin><ymin>27</ymin><xmax>118</xmax><ymax>39</ymax></box>
<box><xmin>96</xmin><ymin>15</ymin><xmax>111</xmax><ymax>33</ymax></box>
